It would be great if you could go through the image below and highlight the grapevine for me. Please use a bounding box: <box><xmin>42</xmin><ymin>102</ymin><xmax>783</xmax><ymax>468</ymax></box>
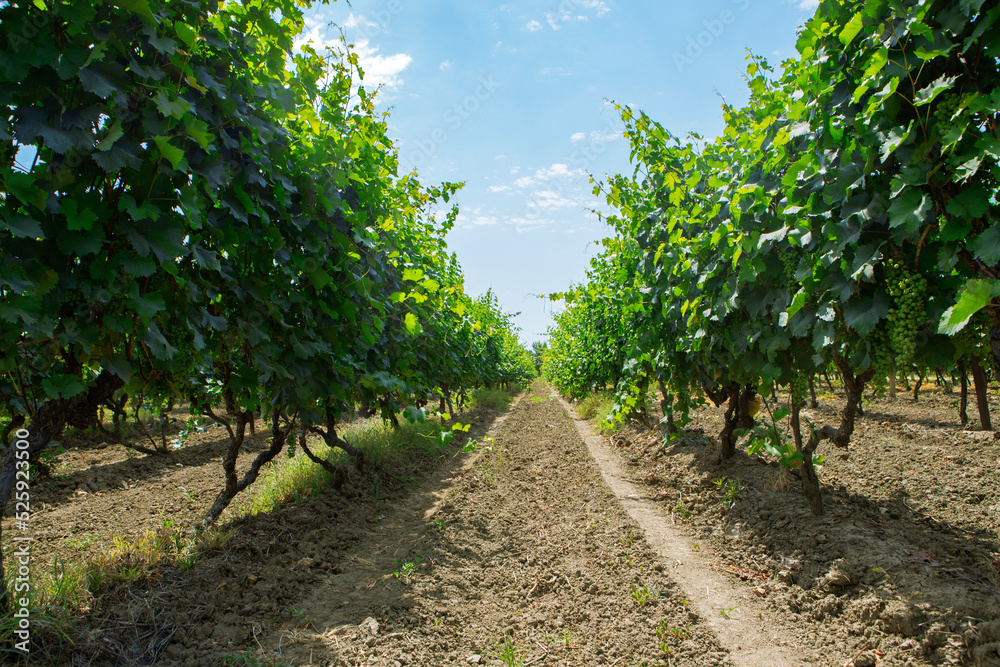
<box><xmin>544</xmin><ymin>0</ymin><xmax>1000</xmax><ymax>519</ymax></box>
<box><xmin>778</xmin><ymin>249</ymin><xmax>797</xmax><ymax>287</ymax></box>
<box><xmin>789</xmin><ymin>369</ymin><xmax>808</xmax><ymax>410</ymax></box>
<box><xmin>868</xmin><ymin>325</ymin><xmax>894</xmax><ymax>396</ymax></box>
<box><xmin>885</xmin><ymin>260</ymin><xmax>928</xmax><ymax>368</ymax></box>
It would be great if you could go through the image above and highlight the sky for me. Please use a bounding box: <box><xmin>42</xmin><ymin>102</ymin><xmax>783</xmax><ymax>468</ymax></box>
<box><xmin>299</xmin><ymin>0</ymin><xmax>821</xmax><ymax>345</ymax></box>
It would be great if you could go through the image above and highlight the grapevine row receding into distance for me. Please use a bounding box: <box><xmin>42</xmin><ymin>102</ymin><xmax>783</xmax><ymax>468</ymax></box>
<box><xmin>543</xmin><ymin>0</ymin><xmax>1000</xmax><ymax>517</ymax></box>
<box><xmin>0</xmin><ymin>0</ymin><xmax>534</xmax><ymax>614</ymax></box>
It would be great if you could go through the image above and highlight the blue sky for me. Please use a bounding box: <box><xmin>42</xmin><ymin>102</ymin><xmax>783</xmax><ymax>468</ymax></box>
<box><xmin>300</xmin><ymin>0</ymin><xmax>820</xmax><ymax>345</ymax></box>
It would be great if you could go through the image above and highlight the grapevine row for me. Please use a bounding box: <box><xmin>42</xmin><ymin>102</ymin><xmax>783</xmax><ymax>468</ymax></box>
<box><xmin>545</xmin><ymin>0</ymin><xmax>1000</xmax><ymax>516</ymax></box>
<box><xmin>0</xmin><ymin>0</ymin><xmax>533</xmax><ymax>612</ymax></box>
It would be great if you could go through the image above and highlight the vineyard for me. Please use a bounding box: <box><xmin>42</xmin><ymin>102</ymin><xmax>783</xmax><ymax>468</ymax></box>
<box><xmin>540</xmin><ymin>0</ymin><xmax>1000</xmax><ymax>662</ymax></box>
<box><xmin>0</xmin><ymin>0</ymin><xmax>535</xmax><ymax>658</ymax></box>
<box><xmin>544</xmin><ymin>0</ymin><xmax>1000</xmax><ymax>514</ymax></box>
<box><xmin>1</xmin><ymin>0</ymin><xmax>1000</xmax><ymax>665</ymax></box>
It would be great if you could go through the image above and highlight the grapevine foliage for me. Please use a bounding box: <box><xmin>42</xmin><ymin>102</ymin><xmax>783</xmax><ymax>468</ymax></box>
<box><xmin>0</xmin><ymin>0</ymin><xmax>533</xmax><ymax>610</ymax></box>
<box><xmin>545</xmin><ymin>0</ymin><xmax>1000</xmax><ymax>516</ymax></box>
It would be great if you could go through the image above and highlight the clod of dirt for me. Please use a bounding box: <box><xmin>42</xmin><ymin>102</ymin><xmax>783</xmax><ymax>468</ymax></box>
<box><xmin>359</xmin><ymin>616</ymin><xmax>380</xmax><ymax>637</ymax></box>
<box><xmin>822</xmin><ymin>558</ymin><xmax>858</xmax><ymax>589</ymax></box>
<box><xmin>853</xmin><ymin>652</ymin><xmax>878</xmax><ymax>667</ymax></box>
<box><xmin>880</xmin><ymin>599</ymin><xmax>926</xmax><ymax>637</ymax></box>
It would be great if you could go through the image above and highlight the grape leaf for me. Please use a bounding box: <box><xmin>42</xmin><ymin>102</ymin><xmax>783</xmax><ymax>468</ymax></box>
<box><xmin>939</xmin><ymin>279</ymin><xmax>1000</xmax><ymax>335</ymax></box>
<box><xmin>2</xmin><ymin>215</ymin><xmax>44</xmax><ymax>239</ymax></box>
<box><xmin>969</xmin><ymin>225</ymin><xmax>1000</xmax><ymax>265</ymax></box>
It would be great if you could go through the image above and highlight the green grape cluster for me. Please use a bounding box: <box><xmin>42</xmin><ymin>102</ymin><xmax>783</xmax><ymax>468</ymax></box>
<box><xmin>885</xmin><ymin>260</ymin><xmax>928</xmax><ymax>366</ymax></box>
<box><xmin>953</xmin><ymin>311</ymin><xmax>991</xmax><ymax>360</ymax></box>
<box><xmin>778</xmin><ymin>249</ymin><xmax>797</xmax><ymax>285</ymax></box>
<box><xmin>933</xmin><ymin>93</ymin><xmax>961</xmax><ymax>124</ymax></box>
<box><xmin>789</xmin><ymin>369</ymin><xmax>808</xmax><ymax>407</ymax></box>
<box><xmin>869</xmin><ymin>325</ymin><xmax>894</xmax><ymax>395</ymax></box>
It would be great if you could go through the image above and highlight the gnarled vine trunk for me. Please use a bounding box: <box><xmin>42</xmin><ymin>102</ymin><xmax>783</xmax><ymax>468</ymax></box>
<box><xmin>300</xmin><ymin>407</ymin><xmax>367</xmax><ymax>491</ymax></box>
<box><xmin>970</xmin><ymin>355</ymin><xmax>992</xmax><ymax>431</ymax></box>
<box><xmin>790</xmin><ymin>400</ymin><xmax>824</xmax><ymax>516</ymax></box>
<box><xmin>958</xmin><ymin>360</ymin><xmax>969</xmax><ymax>427</ymax></box>
<box><xmin>717</xmin><ymin>383</ymin><xmax>756</xmax><ymax>462</ymax></box>
<box><xmin>202</xmin><ymin>408</ymin><xmax>295</xmax><ymax>527</ymax></box>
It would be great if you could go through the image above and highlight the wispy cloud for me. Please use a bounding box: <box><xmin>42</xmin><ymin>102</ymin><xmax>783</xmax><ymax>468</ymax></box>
<box><xmin>455</xmin><ymin>206</ymin><xmax>501</xmax><ymax>229</ymax></box>
<box><xmin>510</xmin><ymin>163</ymin><xmax>587</xmax><ymax>189</ymax></box>
<box><xmin>527</xmin><ymin>1</ymin><xmax>611</xmax><ymax>32</ymax></box>
<box><xmin>532</xmin><ymin>190</ymin><xmax>578</xmax><ymax>211</ymax></box>
<box><xmin>439</xmin><ymin>59</ymin><xmax>452</xmax><ymax>71</ymax></box>
<box><xmin>455</xmin><ymin>206</ymin><xmax>543</xmax><ymax>233</ymax></box>
<box><xmin>293</xmin><ymin>16</ymin><xmax>340</xmax><ymax>53</ymax></box>
<box><xmin>540</xmin><ymin>66</ymin><xmax>572</xmax><ymax>77</ymax></box>
<box><xmin>343</xmin><ymin>13</ymin><xmax>378</xmax><ymax>31</ymax></box>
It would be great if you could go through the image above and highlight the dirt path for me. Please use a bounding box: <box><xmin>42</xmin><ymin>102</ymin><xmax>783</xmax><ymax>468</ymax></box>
<box><xmin>265</xmin><ymin>381</ymin><xmax>806</xmax><ymax>667</ymax></box>
<box><xmin>554</xmin><ymin>392</ymin><xmax>806</xmax><ymax>667</ymax></box>
<box><xmin>56</xmin><ymin>379</ymin><xmax>1000</xmax><ymax>666</ymax></box>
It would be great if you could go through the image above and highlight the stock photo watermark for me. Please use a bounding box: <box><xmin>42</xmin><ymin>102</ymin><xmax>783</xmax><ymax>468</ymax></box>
<box><xmin>6</xmin><ymin>8</ymin><xmax>50</xmax><ymax>54</ymax></box>
<box><xmin>348</xmin><ymin>0</ymin><xmax>405</xmax><ymax>40</ymax></box>
<box><xmin>404</xmin><ymin>75</ymin><xmax>502</xmax><ymax>170</ymax></box>
<box><xmin>12</xmin><ymin>428</ymin><xmax>33</xmax><ymax>655</ymax></box>
<box><xmin>673</xmin><ymin>0</ymin><xmax>752</xmax><ymax>73</ymax></box>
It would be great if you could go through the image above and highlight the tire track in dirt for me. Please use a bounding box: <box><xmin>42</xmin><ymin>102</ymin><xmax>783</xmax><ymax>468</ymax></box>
<box><xmin>271</xmin><ymin>381</ymin><xmax>736</xmax><ymax>666</ymax></box>
<box><xmin>553</xmin><ymin>392</ymin><xmax>807</xmax><ymax>667</ymax></box>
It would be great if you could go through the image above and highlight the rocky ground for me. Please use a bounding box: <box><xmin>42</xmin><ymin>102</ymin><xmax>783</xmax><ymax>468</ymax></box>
<box><xmin>13</xmin><ymin>379</ymin><xmax>1000</xmax><ymax>666</ymax></box>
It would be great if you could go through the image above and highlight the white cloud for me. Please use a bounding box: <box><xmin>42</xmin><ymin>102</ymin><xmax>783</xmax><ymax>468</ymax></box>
<box><xmin>538</xmin><ymin>163</ymin><xmax>586</xmax><ymax>180</ymax></box>
<box><xmin>494</xmin><ymin>40</ymin><xmax>518</xmax><ymax>55</ymax></box>
<box><xmin>570</xmin><ymin>132</ymin><xmax>586</xmax><ymax>143</ymax></box>
<box><xmin>488</xmin><ymin>185</ymin><xmax>511</xmax><ymax>193</ymax></box>
<box><xmin>527</xmin><ymin>1</ymin><xmax>610</xmax><ymax>32</ymax></box>
<box><xmin>455</xmin><ymin>209</ymin><xmax>500</xmax><ymax>229</ymax></box>
<box><xmin>796</xmin><ymin>0</ymin><xmax>819</xmax><ymax>8</ymax></box>
<box><xmin>495</xmin><ymin>154</ymin><xmax>507</xmax><ymax>160</ymax></box>
<box><xmin>344</xmin><ymin>13</ymin><xmax>378</xmax><ymax>31</ymax></box>
<box><xmin>531</xmin><ymin>190</ymin><xmax>577</xmax><ymax>210</ymax></box>
<box><xmin>292</xmin><ymin>20</ymin><xmax>412</xmax><ymax>96</ymax></box>
<box><xmin>293</xmin><ymin>17</ymin><xmax>341</xmax><ymax>53</ymax></box>
<box><xmin>509</xmin><ymin>163</ymin><xmax>588</xmax><ymax>189</ymax></box>
<box><xmin>588</xmin><ymin>129</ymin><xmax>621</xmax><ymax>142</ymax></box>
<box><xmin>540</xmin><ymin>66</ymin><xmax>571</xmax><ymax>77</ymax></box>
<box><xmin>352</xmin><ymin>39</ymin><xmax>412</xmax><ymax>91</ymax></box>
<box><xmin>510</xmin><ymin>217</ymin><xmax>548</xmax><ymax>233</ymax></box>
<box><xmin>439</xmin><ymin>59</ymin><xmax>451</xmax><ymax>71</ymax></box>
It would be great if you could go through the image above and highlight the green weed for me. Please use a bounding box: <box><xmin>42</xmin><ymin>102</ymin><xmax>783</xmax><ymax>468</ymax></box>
<box><xmin>393</xmin><ymin>557</ymin><xmax>422</xmax><ymax>580</ymax></box>
<box><xmin>713</xmin><ymin>477</ymin><xmax>742</xmax><ymax>506</ymax></box>
<box><xmin>657</xmin><ymin>621</ymin><xmax>689</xmax><ymax>641</ymax></box>
<box><xmin>473</xmin><ymin>387</ymin><xmax>517</xmax><ymax>411</ymax></box>
<box><xmin>630</xmin><ymin>584</ymin><xmax>651</xmax><ymax>607</ymax></box>
<box><xmin>221</xmin><ymin>650</ymin><xmax>294</xmax><ymax>667</ymax></box>
<box><xmin>494</xmin><ymin>634</ymin><xmax>525</xmax><ymax>667</ymax></box>
<box><xmin>719</xmin><ymin>606</ymin><xmax>739</xmax><ymax>619</ymax></box>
